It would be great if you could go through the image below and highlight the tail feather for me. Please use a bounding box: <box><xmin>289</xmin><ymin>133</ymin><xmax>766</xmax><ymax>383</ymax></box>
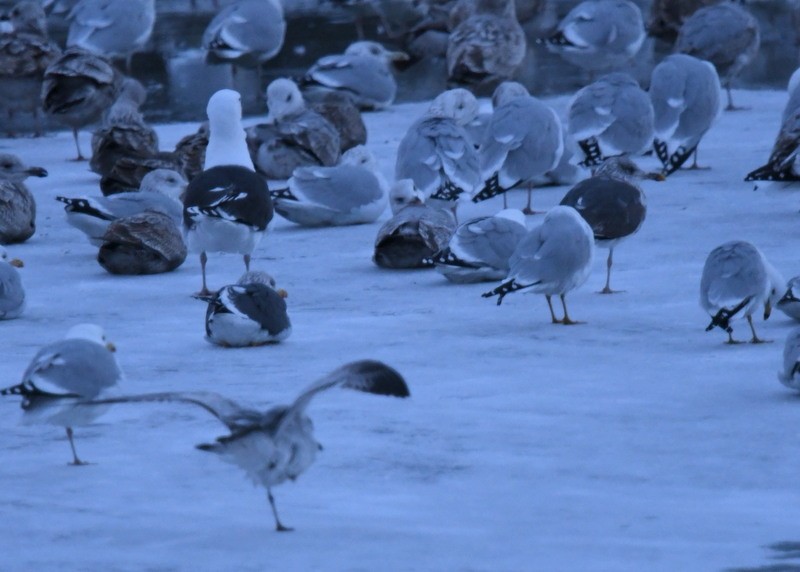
<box><xmin>472</xmin><ymin>172</ymin><xmax>519</xmax><ymax>203</ymax></box>
<box><xmin>0</xmin><ymin>382</ymin><xmax>28</xmax><ymax>396</ymax></box>
<box><xmin>55</xmin><ymin>196</ymin><xmax>115</xmax><ymax>220</ymax></box>
<box><xmin>428</xmin><ymin>248</ymin><xmax>476</xmax><ymax>268</ymax></box>
<box><xmin>705</xmin><ymin>296</ymin><xmax>752</xmax><ymax>333</ymax></box>
<box><xmin>663</xmin><ymin>145</ymin><xmax>696</xmax><ymax>176</ymax></box>
<box><xmin>653</xmin><ymin>139</ymin><xmax>669</xmax><ymax>167</ymax></box>
<box><xmin>577</xmin><ymin>138</ymin><xmax>604</xmax><ymax>167</ymax></box>
<box><xmin>482</xmin><ymin>279</ymin><xmax>528</xmax><ymax>306</ymax></box>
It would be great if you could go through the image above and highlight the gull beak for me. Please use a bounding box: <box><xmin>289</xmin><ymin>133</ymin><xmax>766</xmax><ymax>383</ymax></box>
<box><xmin>9</xmin><ymin>258</ymin><xmax>23</xmax><ymax>268</ymax></box>
<box><xmin>389</xmin><ymin>50</ymin><xmax>410</xmax><ymax>62</ymax></box>
<box><xmin>277</xmin><ymin>288</ymin><xmax>288</xmax><ymax>299</ymax></box>
<box><xmin>26</xmin><ymin>166</ymin><xmax>48</xmax><ymax>178</ymax></box>
<box><xmin>764</xmin><ymin>300</ymin><xmax>772</xmax><ymax>320</ymax></box>
<box><xmin>647</xmin><ymin>172</ymin><xmax>666</xmax><ymax>182</ymax></box>
<box><xmin>106</xmin><ymin>342</ymin><xmax>117</xmax><ymax>352</ymax></box>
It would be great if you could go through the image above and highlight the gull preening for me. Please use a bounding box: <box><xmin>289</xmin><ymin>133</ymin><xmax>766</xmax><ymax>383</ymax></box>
<box><xmin>90</xmin><ymin>359</ymin><xmax>410</xmax><ymax>531</ymax></box>
<box><xmin>0</xmin><ymin>246</ymin><xmax>25</xmax><ymax>320</ymax></box>
<box><xmin>0</xmin><ymin>324</ymin><xmax>123</xmax><ymax>465</ymax></box>
<box><xmin>0</xmin><ymin>153</ymin><xmax>47</xmax><ymax>244</ymax></box>
<box><xmin>482</xmin><ymin>205</ymin><xmax>595</xmax><ymax>324</ymax></box>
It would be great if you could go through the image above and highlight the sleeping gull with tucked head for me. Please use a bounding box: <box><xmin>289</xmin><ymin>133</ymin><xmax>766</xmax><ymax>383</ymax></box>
<box><xmin>97</xmin><ymin>210</ymin><xmax>187</xmax><ymax>275</ymax></box>
<box><xmin>0</xmin><ymin>323</ymin><xmax>123</xmax><ymax>465</ymax></box>
<box><xmin>183</xmin><ymin>89</ymin><xmax>274</xmax><ymax>296</ymax></box>
<box><xmin>0</xmin><ymin>246</ymin><xmax>25</xmax><ymax>320</ymax></box>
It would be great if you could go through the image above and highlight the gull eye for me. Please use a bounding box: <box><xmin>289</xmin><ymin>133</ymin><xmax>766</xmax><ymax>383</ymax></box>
<box><xmin>285</xmin><ymin>93</ymin><xmax>292</xmax><ymax>102</ymax></box>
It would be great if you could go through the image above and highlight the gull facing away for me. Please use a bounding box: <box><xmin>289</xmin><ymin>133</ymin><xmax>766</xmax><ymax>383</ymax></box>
<box><xmin>432</xmin><ymin>208</ymin><xmax>527</xmax><ymax>284</ymax></box>
<box><xmin>183</xmin><ymin>89</ymin><xmax>274</xmax><ymax>296</ymax></box>
<box><xmin>0</xmin><ymin>153</ymin><xmax>48</xmax><ymax>244</ymax></box>
<box><xmin>198</xmin><ymin>270</ymin><xmax>291</xmax><ymax>347</ymax></box>
<box><xmin>97</xmin><ymin>210</ymin><xmax>187</xmax><ymax>275</ymax></box>
<box><xmin>778</xmin><ymin>328</ymin><xmax>800</xmax><ymax>391</ymax></box>
<box><xmin>540</xmin><ymin>0</ymin><xmax>645</xmax><ymax>77</ymax></box>
<box><xmin>482</xmin><ymin>205</ymin><xmax>595</xmax><ymax>324</ymax></box>
<box><xmin>301</xmin><ymin>41</ymin><xmax>409</xmax><ymax>110</ymax></box>
<box><xmin>472</xmin><ymin>81</ymin><xmax>563</xmax><ymax>214</ymax></box>
<box><xmin>57</xmin><ymin>168</ymin><xmax>186</xmax><ymax>246</ymax></box>
<box><xmin>90</xmin><ymin>359</ymin><xmax>410</xmax><ymax>531</ymax></box>
<box><xmin>0</xmin><ymin>324</ymin><xmax>123</xmax><ymax>465</ymax></box>
<box><xmin>559</xmin><ymin>156</ymin><xmax>662</xmax><ymax>294</ymax></box>
<box><xmin>675</xmin><ymin>2</ymin><xmax>759</xmax><ymax>111</ymax></box>
<box><xmin>568</xmin><ymin>72</ymin><xmax>654</xmax><ymax>168</ymax></box>
<box><xmin>700</xmin><ymin>240</ymin><xmax>782</xmax><ymax>344</ymax></box>
<box><xmin>777</xmin><ymin>276</ymin><xmax>800</xmax><ymax>321</ymax></box>
<box><xmin>270</xmin><ymin>145</ymin><xmax>388</xmax><ymax>227</ymax></box>
<box><xmin>0</xmin><ymin>246</ymin><xmax>25</xmax><ymax>320</ymax></box>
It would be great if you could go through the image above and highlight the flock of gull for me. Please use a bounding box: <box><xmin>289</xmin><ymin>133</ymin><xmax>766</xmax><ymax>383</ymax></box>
<box><xmin>1</xmin><ymin>0</ymin><xmax>800</xmax><ymax>531</ymax></box>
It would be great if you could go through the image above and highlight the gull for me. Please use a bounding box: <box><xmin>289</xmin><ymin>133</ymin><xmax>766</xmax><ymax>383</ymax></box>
<box><xmin>0</xmin><ymin>246</ymin><xmax>25</xmax><ymax>320</ymax></box>
<box><xmin>0</xmin><ymin>324</ymin><xmax>123</xmax><ymax>465</ymax></box>
<box><xmin>559</xmin><ymin>156</ymin><xmax>662</xmax><ymax>293</ymax></box>
<box><xmin>778</xmin><ymin>328</ymin><xmax>800</xmax><ymax>391</ymax></box>
<box><xmin>395</xmin><ymin>88</ymin><xmax>481</xmax><ymax>208</ymax></box>
<box><xmin>309</xmin><ymin>91</ymin><xmax>367</xmax><ymax>153</ymax></box>
<box><xmin>41</xmin><ymin>47</ymin><xmax>121</xmax><ymax>160</ymax></box>
<box><xmin>373</xmin><ymin>179</ymin><xmax>456</xmax><ymax>269</ymax></box>
<box><xmin>649</xmin><ymin>53</ymin><xmax>722</xmax><ymax>175</ymax></box>
<box><xmin>57</xmin><ymin>168</ymin><xmax>186</xmax><ymax>246</ymax></box>
<box><xmin>700</xmin><ymin>240</ymin><xmax>782</xmax><ymax>344</ymax></box>
<box><xmin>97</xmin><ymin>210</ymin><xmax>187</xmax><ymax>275</ymax></box>
<box><xmin>173</xmin><ymin>122</ymin><xmax>209</xmax><ymax>182</ymax></box>
<box><xmin>90</xmin><ymin>359</ymin><xmax>410</xmax><ymax>531</ymax></box>
<box><xmin>540</xmin><ymin>0</ymin><xmax>645</xmax><ymax>77</ymax></box>
<box><xmin>270</xmin><ymin>145</ymin><xmax>388</xmax><ymax>227</ymax></box>
<box><xmin>446</xmin><ymin>0</ymin><xmax>526</xmax><ymax>85</ymax></box>
<box><xmin>472</xmin><ymin>81</ymin><xmax>563</xmax><ymax>214</ymax></box>
<box><xmin>482</xmin><ymin>205</ymin><xmax>595</xmax><ymax>324</ymax></box>
<box><xmin>431</xmin><ymin>208</ymin><xmax>527</xmax><ymax>283</ymax></box>
<box><xmin>0</xmin><ymin>0</ymin><xmax>61</xmax><ymax>136</ymax></box>
<box><xmin>246</xmin><ymin>78</ymin><xmax>341</xmax><ymax>181</ymax></box>
<box><xmin>675</xmin><ymin>1</ymin><xmax>759</xmax><ymax>111</ymax></box>
<box><xmin>567</xmin><ymin>72</ymin><xmax>655</xmax><ymax>168</ymax></box>
<box><xmin>648</xmin><ymin>0</ymin><xmax>721</xmax><ymax>42</ymax></box>
<box><xmin>99</xmin><ymin>152</ymin><xmax>185</xmax><ymax>197</ymax></box>
<box><xmin>0</xmin><ymin>153</ymin><xmax>47</xmax><ymax>244</ymax></box>
<box><xmin>183</xmin><ymin>89</ymin><xmax>274</xmax><ymax>296</ymax></box>
<box><xmin>198</xmin><ymin>270</ymin><xmax>291</xmax><ymax>347</ymax></box>
<box><xmin>301</xmin><ymin>41</ymin><xmax>409</xmax><ymax>110</ymax></box>
<box><xmin>745</xmin><ymin>102</ymin><xmax>800</xmax><ymax>184</ymax></box>
<box><xmin>777</xmin><ymin>276</ymin><xmax>800</xmax><ymax>321</ymax></box>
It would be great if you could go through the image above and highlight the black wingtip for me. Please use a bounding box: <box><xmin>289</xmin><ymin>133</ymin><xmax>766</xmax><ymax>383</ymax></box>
<box><xmin>349</xmin><ymin>359</ymin><xmax>410</xmax><ymax>398</ymax></box>
<box><xmin>744</xmin><ymin>163</ymin><xmax>800</xmax><ymax>182</ymax></box>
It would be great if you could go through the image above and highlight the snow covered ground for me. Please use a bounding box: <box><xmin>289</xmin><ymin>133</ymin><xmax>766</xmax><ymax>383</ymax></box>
<box><xmin>2</xmin><ymin>89</ymin><xmax>800</xmax><ymax>571</ymax></box>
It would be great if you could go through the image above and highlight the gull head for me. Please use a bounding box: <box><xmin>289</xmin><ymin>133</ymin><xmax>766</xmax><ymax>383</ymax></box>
<box><xmin>344</xmin><ymin>41</ymin><xmax>408</xmax><ymax>63</ymax></box>
<box><xmin>389</xmin><ymin>179</ymin><xmax>424</xmax><ymax>214</ymax></box>
<box><xmin>492</xmin><ymin>81</ymin><xmax>529</xmax><ymax>108</ymax></box>
<box><xmin>238</xmin><ymin>270</ymin><xmax>288</xmax><ymax>298</ymax></box>
<box><xmin>0</xmin><ymin>246</ymin><xmax>23</xmax><ymax>268</ymax></box>
<box><xmin>139</xmin><ymin>169</ymin><xmax>188</xmax><ymax>201</ymax></box>
<box><xmin>65</xmin><ymin>323</ymin><xmax>116</xmax><ymax>352</ymax></box>
<box><xmin>265</xmin><ymin>78</ymin><xmax>305</xmax><ymax>122</ymax></box>
<box><xmin>0</xmin><ymin>153</ymin><xmax>47</xmax><ymax>182</ymax></box>
<box><xmin>8</xmin><ymin>1</ymin><xmax>47</xmax><ymax>35</ymax></box>
<box><xmin>594</xmin><ymin>156</ymin><xmax>664</xmax><ymax>183</ymax></box>
<box><xmin>428</xmin><ymin>88</ymin><xmax>479</xmax><ymax>126</ymax></box>
<box><xmin>207</xmin><ymin>89</ymin><xmax>243</xmax><ymax>127</ymax></box>
<box><xmin>341</xmin><ymin>145</ymin><xmax>378</xmax><ymax>171</ymax></box>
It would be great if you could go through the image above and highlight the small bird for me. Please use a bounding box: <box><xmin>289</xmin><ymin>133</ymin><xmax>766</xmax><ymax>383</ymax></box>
<box><xmin>568</xmin><ymin>72</ymin><xmax>655</xmax><ymax>168</ymax></box>
<box><xmin>675</xmin><ymin>1</ymin><xmax>759</xmax><ymax>111</ymax></box>
<box><xmin>0</xmin><ymin>153</ymin><xmax>47</xmax><ymax>244</ymax></box>
<box><xmin>540</xmin><ymin>0</ymin><xmax>645</xmax><ymax>77</ymax></box>
<box><xmin>270</xmin><ymin>145</ymin><xmax>388</xmax><ymax>227</ymax></box>
<box><xmin>183</xmin><ymin>89</ymin><xmax>274</xmax><ymax>296</ymax></box>
<box><xmin>559</xmin><ymin>156</ymin><xmax>662</xmax><ymax>293</ymax></box>
<box><xmin>41</xmin><ymin>47</ymin><xmax>121</xmax><ymax>160</ymax></box>
<box><xmin>374</xmin><ymin>179</ymin><xmax>457</xmax><ymax>269</ymax></box>
<box><xmin>778</xmin><ymin>327</ymin><xmax>800</xmax><ymax>391</ymax></box>
<box><xmin>97</xmin><ymin>210</ymin><xmax>187</xmax><ymax>275</ymax></box>
<box><xmin>89</xmin><ymin>359</ymin><xmax>410</xmax><ymax>531</ymax></box>
<box><xmin>777</xmin><ymin>276</ymin><xmax>800</xmax><ymax>321</ymax></box>
<box><xmin>0</xmin><ymin>323</ymin><xmax>123</xmax><ymax>465</ymax></box>
<box><xmin>199</xmin><ymin>270</ymin><xmax>291</xmax><ymax>347</ymax></box>
<box><xmin>301</xmin><ymin>41</ymin><xmax>409</xmax><ymax>110</ymax></box>
<box><xmin>431</xmin><ymin>208</ymin><xmax>527</xmax><ymax>284</ymax></box>
<box><xmin>700</xmin><ymin>240</ymin><xmax>781</xmax><ymax>344</ymax></box>
<box><xmin>57</xmin><ymin>168</ymin><xmax>186</xmax><ymax>246</ymax></box>
<box><xmin>0</xmin><ymin>245</ymin><xmax>25</xmax><ymax>320</ymax></box>
<box><xmin>649</xmin><ymin>53</ymin><xmax>722</xmax><ymax>175</ymax></box>
<box><xmin>482</xmin><ymin>205</ymin><xmax>595</xmax><ymax>324</ymax></box>
<box><xmin>246</xmin><ymin>78</ymin><xmax>341</xmax><ymax>181</ymax></box>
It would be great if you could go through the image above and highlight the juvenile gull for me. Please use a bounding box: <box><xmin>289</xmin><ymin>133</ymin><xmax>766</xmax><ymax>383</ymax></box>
<box><xmin>482</xmin><ymin>205</ymin><xmax>594</xmax><ymax>324</ymax></box>
<box><xmin>745</xmin><ymin>104</ymin><xmax>800</xmax><ymax>183</ymax></box>
<box><xmin>675</xmin><ymin>2</ymin><xmax>759</xmax><ymax>111</ymax></box>
<box><xmin>173</xmin><ymin>123</ymin><xmax>209</xmax><ymax>182</ymax></box>
<box><xmin>202</xmin><ymin>0</ymin><xmax>285</xmax><ymax>75</ymax></box>
<box><xmin>778</xmin><ymin>328</ymin><xmax>800</xmax><ymax>391</ymax></box>
<box><xmin>90</xmin><ymin>359</ymin><xmax>409</xmax><ymax>531</ymax></box>
<box><xmin>0</xmin><ymin>0</ymin><xmax>61</xmax><ymax>136</ymax></box>
<box><xmin>432</xmin><ymin>208</ymin><xmax>526</xmax><ymax>283</ymax></box>
<box><xmin>199</xmin><ymin>270</ymin><xmax>291</xmax><ymax>347</ymax></box>
<box><xmin>270</xmin><ymin>146</ymin><xmax>388</xmax><ymax>227</ymax></box>
<box><xmin>700</xmin><ymin>240</ymin><xmax>779</xmax><ymax>344</ymax></box>
<box><xmin>0</xmin><ymin>153</ymin><xmax>47</xmax><ymax>244</ymax></box>
<box><xmin>246</xmin><ymin>78</ymin><xmax>341</xmax><ymax>180</ymax></box>
<box><xmin>99</xmin><ymin>152</ymin><xmax>185</xmax><ymax>196</ymax></box>
<box><xmin>183</xmin><ymin>89</ymin><xmax>274</xmax><ymax>295</ymax></box>
<box><xmin>541</xmin><ymin>0</ymin><xmax>645</xmax><ymax>76</ymax></box>
<box><xmin>0</xmin><ymin>246</ymin><xmax>25</xmax><ymax>320</ymax></box>
<box><xmin>309</xmin><ymin>92</ymin><xmax>367</xmax><ymax>152</ymax></box>
<box><xmin>57</xmin><ymin>168</ymin><xmax>186</xmax><ymax>246</ymax></box>
<box><xmin>0</xmin><ymin>323</ymin><xmax>123</xmax><ymax>465</ymax></box>
<box><xmin>777</xmin><ymin>276</ymin><xmax>800</xmax><ymax>321</ymax></box>
<box><xmin>567</xmin><ymin>72</ymin><xmax>654</xmax><ymax>168</ymax></box>
<box><xmin>97</xmin><ymin>210</ymin><xmax>187</xmax><ymax>275</ymax></box>
<box><xmin>559</xmin><ymin>156</ymin><xmax>661</xmax><ymax>294</ymax></box>
<box><xmin>373</xmin><ymin>179</ymin><xmax>456</xmax><ymax>269</ymax></box>
<box><xmin>472</xmin><ymin>81</ymin><xmax>563</xmax><ymax>214</ymax></box>
<box><xmin>41</xmin><ymin>47</ymin><xmax>121</xmax><ymax>160</ymax></box>
<box><xmin>446</xmin><ymin>0</ymin><xmax>526</xmax><ymax>85</ymax></box>
<box><xmin>649</xmin><ymin>53</ymin><xmax>722</xmax><ymax>175</ymax></box>
<box><xmin>395</xmin><ymin>88</ymin><xmax>481</xmax><ymax>207</ymax></box>
<box><xmin>301</xmin><ymin>41</ymin><xmax>409</xmax><ymax>110</ymax></box>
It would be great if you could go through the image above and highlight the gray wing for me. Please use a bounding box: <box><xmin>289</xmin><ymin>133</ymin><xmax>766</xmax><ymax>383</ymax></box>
<box><xmin>67</xmin><ymin>0</ymin><xmax>154</xmax><ymax>56</ymax></box>
<box><xmin>700</xmin><ymin>241</ymin><xmax>767</xmax><ymax>311</ymax></box>
<box><xmin>449</xmin><ymin>215</ymin><xmax>527</xmax><ymax>270</ymax></box>
<box><xmin>202</xmin><ymin>0</ymin><xmax>285</xmax><ymax>62</ymax></box>
<box><xmin>568</xmin><ymin>80</ymin><xmax>619</xmax><ymax>141</ymax></box>
<box><xmin>109</xmin><ymin>191</ymin><xmax>183</xmax><ymax>225</ymax></box>
<box><xmin>602</xmin><ymin>80</ymin><xmax>654</xmax><ymax>155</ymax></box>
<box><xmin>0</xmin><ymin>263</ymin><xmax>24</xmax><ymax>318</ymax></box>
<box><xmin>287</xmin><ymin>360</ymin><xmax>410</xmax><ymax>416</ymax></box>
<box><xmin>306</xmin><ymin>54</ymin><xmax>396</xmax><ymax>108</ymax></box>
<box><xmin>223</xmin><ymin>283</ymin><xmax>290</xmax><ymax>336</ymax></box>
<box><xmin>289</xmin><ymin>164</ymin><xmax>382</xmax><ymax>210</ymax></box>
